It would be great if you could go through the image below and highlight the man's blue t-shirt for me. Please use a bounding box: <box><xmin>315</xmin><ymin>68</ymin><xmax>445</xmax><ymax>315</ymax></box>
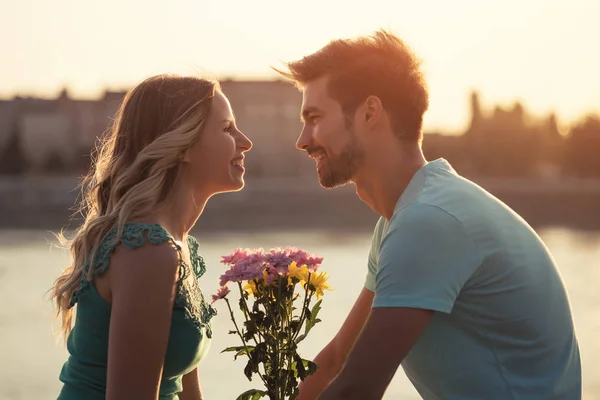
<box><xmin>365</xmin><ymin>159</ymin><xmax>581</xmax><ymax>399</ymax></box>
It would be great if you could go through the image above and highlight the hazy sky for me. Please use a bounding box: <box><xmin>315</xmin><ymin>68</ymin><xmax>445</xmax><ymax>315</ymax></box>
<box><xmin>1</xmin><ymin>0</ymin><xmax>599</xmax><ymax>132</ymax></box>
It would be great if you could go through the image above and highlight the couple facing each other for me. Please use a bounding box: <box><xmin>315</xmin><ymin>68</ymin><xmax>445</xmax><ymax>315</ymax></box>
<box><xmin>51</xmin><ymin>30</ymin><xmax>581</xmax><ymax>400</ymax></box>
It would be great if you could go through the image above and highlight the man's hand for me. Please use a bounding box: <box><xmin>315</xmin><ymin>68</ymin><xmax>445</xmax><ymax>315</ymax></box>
<box><xmin>297</xmin><ymin>288</ymin><xmax>375</xmax><ymax>399</ymax></box>
<box><xmin>318</xmin><ymin>307</ymin><xmax>433</xmax><ymax>400</ymax></box>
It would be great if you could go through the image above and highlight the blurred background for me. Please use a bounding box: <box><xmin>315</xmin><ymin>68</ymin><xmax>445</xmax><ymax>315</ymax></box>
<box><xmin>0</xmin><ymin>0</ymin><xmax>598</xmax><ymax>398</ymax></box>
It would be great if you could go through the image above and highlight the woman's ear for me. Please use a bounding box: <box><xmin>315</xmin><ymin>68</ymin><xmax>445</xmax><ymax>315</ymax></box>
<box><xmin>182</xmin><ymin>147</ymin><xmax>192</xmax><ymax>163</ymax></box>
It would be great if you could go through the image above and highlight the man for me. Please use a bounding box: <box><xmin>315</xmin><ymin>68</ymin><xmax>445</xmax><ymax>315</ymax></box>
<box><xmin>274</xmin><ymin>30</ymin><xmax>581</xmax><ymax>399</ymax></box>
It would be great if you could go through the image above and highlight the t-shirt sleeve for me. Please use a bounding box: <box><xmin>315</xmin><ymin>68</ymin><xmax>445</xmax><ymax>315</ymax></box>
<box><xmin>364</xmin><ymin>217</ymin><xmax>387</xmax><ymax>292</ymax></box>
<box><xmin>372</xmin><ymin>203</ymin><xmax>482</xmax><ymax>313</ymax></box>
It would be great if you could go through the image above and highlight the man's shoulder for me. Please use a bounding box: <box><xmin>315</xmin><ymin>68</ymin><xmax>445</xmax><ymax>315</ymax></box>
<box><xmin>400</xmin><ymin>169</ymin><xmax>492</xmax><ymax>225</ymax></box>
<box><xmin>392</xmin><ymin>201</ymin><xmax>459</xmax><ymax>226</ymax></box>
<box><xmin>370</xmin><ymin>216</ymin><xmax>388</xmax><ymax>247</ymax></box>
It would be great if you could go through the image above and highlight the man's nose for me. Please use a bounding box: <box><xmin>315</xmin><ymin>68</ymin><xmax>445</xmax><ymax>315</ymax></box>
<box><xmin>296</xmin><ymin>127</ymin><xmax>311</xmax><ymax>151</ymax></box>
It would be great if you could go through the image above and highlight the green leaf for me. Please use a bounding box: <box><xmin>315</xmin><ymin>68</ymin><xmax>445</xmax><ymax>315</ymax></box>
<box><xmin>296</xmin><ymin>355</ymin><xmax>306</xmax><ymax>377</ymax></box>
<box><xmin>243</xmin><ymin>320</ymin><xmax>258</xmax><ymax>342</ymax></box>
<box><xmin>235</xmin><ymin>347</ymin><xmax>254</xmax><ymax>360</ymax></box>
<box><xmin>244</xmin><ymin>360</ymin><xmax>255</xmax><ymax>381</ymax></box>
<box><xmin>221</xmin><ymin>345</ymin><xmax>253</xmax><ymax>354</ymax></box>
<box><xmin>242</xmin><ymin>342</ymin><xmax>266</xmax><ymax>381</ymax></box>
<box><xmin>305</xmin><ymin>308</ymin><xmax>312</xmax><ymax>321</ymax></box>
<box><xmin>304</xmin><ymin>300</ymin><xmax>323</xmax><ymax>335</ymax></box>
<box><xmin>253</xmin><ymin>342</ymin><xmax>269</xmax><ymax>364</ymax></box>
<box><xmin>311</xmin><ymin>300</ymin><xmax>322</xmax><ymax>321</ymax></box>
<box><xmin>292</xmin><ymin>354</ymin><xmax>318</xmax><ymax>380</ymax></box>
<box><xmin>295</xmin><ymin>333</ymin><xmax>307</xmax><ymax>344</ymax></box>
<box><xmin>235</xmin><ymin>389</ymin><xmax>268</xmax><ymax>400</ymax></box>
<box><xmin>222</xmin><ymin>345</ymin><xmax>256</xmax><ymax>361</ymax></box>
<box><xmin>302</xmin><ymin>359</ymin><xmax>318</xmax><ymax>378</ymax></box>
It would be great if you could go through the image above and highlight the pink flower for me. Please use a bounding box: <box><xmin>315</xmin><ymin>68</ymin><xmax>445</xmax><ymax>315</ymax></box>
<box><xmin>246</xmin><ymin>248</ymin><xmax>266</xmax><ymax>264</ymax></box>
<box><xmin>219</xmin><ymin>258</ymin><xmax>264</xmax><ymax>286</ymax></box>
<box><xmin>219</xmin><ymin>269</ymin><xmax>236</xmax><ymax>287</ymax></box>
<box><xmin>221</xmin><ymin>248</ymin><xmax>259</xmax><ymax>286</ymax></box>
<box><xmin>219</xmin><ymin>247</ymin><xmax>323</xmax><ymax>286</ymax></box>
<box><xmin>304</xmin><ymin>255</ymin><xmax>324</xmax><ymax>272</ymax></box>
<box><xmin>221</xmin><ymin>248</ymin><xmax>250</xmax><ymax>266</ymax></box>
<box><xmin>211</xmin><ymin>286</ymin><xmax>230</xmax><ymax>303</ymax></box>
<box><xmin>287</xmin><ymin>247</ymin><xmax>307</xmax><ymax>261</ymax></box>
<box><xmin>284</xmin><ymin>248</ymin><xmax>323</xmax><ymax>271</ymax></box>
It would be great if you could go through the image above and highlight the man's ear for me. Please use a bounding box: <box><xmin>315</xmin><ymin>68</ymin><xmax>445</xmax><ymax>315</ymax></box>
<box><xmin>363</xmin><ymin>95</ymin><xmax>384</xmax><ymax>125</ymax></box>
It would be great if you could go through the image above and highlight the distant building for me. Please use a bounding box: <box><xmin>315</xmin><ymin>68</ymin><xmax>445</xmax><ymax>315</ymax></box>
<box><xmin>0</xmin><ymin>86</ymin><xmax>597</xmax><ymax>179</ymax></box>
<box><xmin>0</xmin><ymin>80</ymin><xmax>314</xmax><ymax>177</ymax></box>
<box><xmin>448</xmin><ymin>91</ymin><xmax>566</xmax><ymax>178</ymax></box>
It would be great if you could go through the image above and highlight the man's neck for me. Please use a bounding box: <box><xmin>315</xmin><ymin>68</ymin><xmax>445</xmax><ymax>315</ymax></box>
<box><xmin>353</xmin><ymin>146</ymin><xmax>426</xmax><ymax>220</ymax></box>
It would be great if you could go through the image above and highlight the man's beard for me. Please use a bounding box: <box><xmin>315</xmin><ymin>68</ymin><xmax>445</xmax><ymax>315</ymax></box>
<box><xmin>318</xmin><ymin>129</ymin><xmax>364</xmax><ymax>189</ymax></box>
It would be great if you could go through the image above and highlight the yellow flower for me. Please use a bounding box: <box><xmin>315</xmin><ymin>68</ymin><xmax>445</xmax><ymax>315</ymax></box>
<box><xmin>306</xmin><ymin>270</ymin><xmax>332</xmax><ymax>299</ymax></box>
<box><xmin>288</xmin><ymin>261</ymin><xmax>309</xmax><ymax>282</ymax></box>
<box><xmin>284</xmin><ymin>276</ymin><xmax>294</xmax><ymax>288</ymax></box>
<box><xmin>243</xmin><ymin>279</ymin><xmax>259</xmax><ymax>296</ymax></box>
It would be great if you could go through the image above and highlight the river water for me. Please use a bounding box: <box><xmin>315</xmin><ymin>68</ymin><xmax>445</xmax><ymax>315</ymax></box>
<box><xmin>0</xmin><ymin>227</ymin><xmax>597</xmax><ymax>399</ymax></box>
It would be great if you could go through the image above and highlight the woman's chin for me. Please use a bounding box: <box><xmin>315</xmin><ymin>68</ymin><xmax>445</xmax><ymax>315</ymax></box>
<box><xmin>221</xmin><ymin>178</ymin><xmax>246</xmax><ymax>193</ymax></box>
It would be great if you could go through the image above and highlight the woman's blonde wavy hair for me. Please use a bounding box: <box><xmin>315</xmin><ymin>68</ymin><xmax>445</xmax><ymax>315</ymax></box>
<box><xmin>50</xmin><ymin>74</ymin><xmax>220</xmax><ymax>340</ymax></box>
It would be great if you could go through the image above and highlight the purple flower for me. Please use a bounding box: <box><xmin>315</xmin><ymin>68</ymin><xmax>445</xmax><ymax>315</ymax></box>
<box><xmin>266</xmin><ymin>248</ymin><xmax>292</xmax><ymax>273</ymax></box>
<box><xmin>244</xmin><ymin>249</ymin><xmax>266</xmax><ymax>271</ymax></box>
<box><xmin>247</xmin><ymin>248</ymin><xmax>266</xmax><ymax>263</ymax></box>
<box><xmin>211</xmin><ymin>286</ymin><xmax>230</xmax><ymax>303</ymax></box>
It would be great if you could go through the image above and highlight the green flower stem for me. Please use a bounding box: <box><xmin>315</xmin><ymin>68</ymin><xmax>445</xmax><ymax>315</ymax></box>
<box><xmin>237</xmin><ymin>282</ymin><xmax>263</xmax><ymax>345</ymax></box>
<box><xmin>295</xmin><ymin>274</ymin><xmax>311</xmax><ymax>334</ymax></box>
<box><xmin>293</xmin><ymin>273</ymin><xmax>314</xmax><ymax>342</ymax></box>
<box><xmin>260</xmin><ymin>284</ymin><xmax>279</xmax><ymax>398</ymax></box>
<box><xmin>277</xmin><ymin>280</ymin><xmax>286</xmax><ymax>400</ymax></box>
<box><xmin>224</xmin><ymin>272</ymin><xmax>321</xmax><ymax>399</ymax></box>
<box><xmin>224</xmin><ymin>297</ymin><xmax>268</xmax><ymax>388</ymax></box>
<box><xmin>284</xmin><ymin>283</ymin><xmax>296</xmax><ymax>397</ymax></box>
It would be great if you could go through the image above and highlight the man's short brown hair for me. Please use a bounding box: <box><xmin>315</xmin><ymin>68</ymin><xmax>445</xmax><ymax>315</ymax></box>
<box><xmin>274</xmin><ymin>29</ymin><xmax>429</xmax><ymax>142</ymax></box>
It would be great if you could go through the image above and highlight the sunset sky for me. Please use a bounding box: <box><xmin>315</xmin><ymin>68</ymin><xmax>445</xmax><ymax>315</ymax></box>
<box><xmin>1</xmin><ymin>0</ymin><xmax>599</xmax><ymax>132</ymax></box>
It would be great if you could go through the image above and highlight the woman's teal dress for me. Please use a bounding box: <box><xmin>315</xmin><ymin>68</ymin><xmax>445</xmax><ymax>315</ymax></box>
<box><xmin>57</xmin><ymin>223</ymin><xmax>217</xmax><ymax>399</ymax></box>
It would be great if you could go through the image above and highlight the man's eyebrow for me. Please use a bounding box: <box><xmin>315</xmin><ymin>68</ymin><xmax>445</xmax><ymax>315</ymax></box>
<box><xmin>301</xmin><ymin>106</ymin><xmax>321</xmax><ymax>121</ymax></box>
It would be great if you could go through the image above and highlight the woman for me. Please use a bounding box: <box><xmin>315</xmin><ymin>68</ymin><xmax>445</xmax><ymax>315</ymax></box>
<box><xmin>50</xmin><ymin>74</ymin><xmax>252</xmax><ymax>399</ymax></box>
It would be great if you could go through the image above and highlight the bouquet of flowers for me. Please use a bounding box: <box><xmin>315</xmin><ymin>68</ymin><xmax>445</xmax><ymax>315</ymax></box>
<box><xmin>212</xmin><ymin>247</ymin><xmax>332</xmax><ymax>400</ymax></box>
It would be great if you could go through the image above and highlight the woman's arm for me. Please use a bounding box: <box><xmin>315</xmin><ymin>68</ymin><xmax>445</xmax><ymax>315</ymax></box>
<box><xmin>105</xmin><ymin>242</ymin><xmax>180</xmax><ymax>400</ymax></box>
<box><xmin>180</xmin><ymin>368</ymin><xmax>203</xmax><ymax>400</ymax></box>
